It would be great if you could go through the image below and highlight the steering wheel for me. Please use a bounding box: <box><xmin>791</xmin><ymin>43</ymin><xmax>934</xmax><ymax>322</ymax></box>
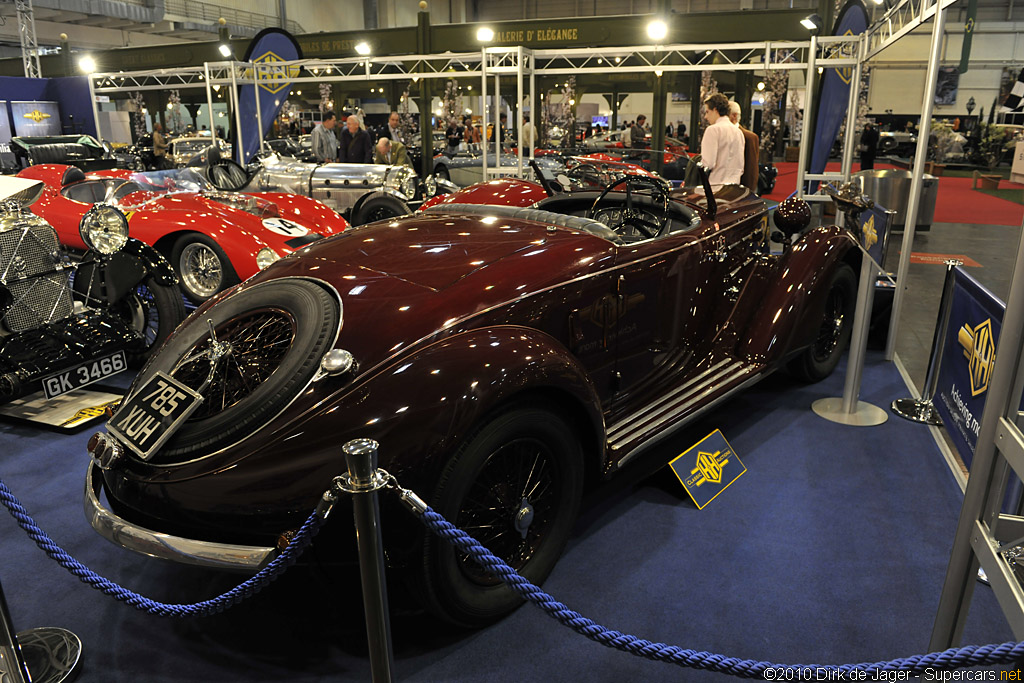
<box><xmin>586</xmin><ymin>174</ymin><xmax>671</xmax><ymax>239</ymax></box>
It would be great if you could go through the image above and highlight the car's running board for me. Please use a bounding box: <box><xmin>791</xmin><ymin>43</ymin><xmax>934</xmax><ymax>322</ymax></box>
<box><xmin>607</xmin><ymin>359</ymin><xmax>763</xmax><ymax>471</ymax></box>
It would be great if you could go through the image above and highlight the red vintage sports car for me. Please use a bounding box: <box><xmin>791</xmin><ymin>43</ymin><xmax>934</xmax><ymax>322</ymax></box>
<box><xmin>85</xmin><ymin>158</ymin><xmax>859</xmax><ymax>627</ymax></box>
<box><xmin>17</xmin><ymin>164</ymin><xmax>349</xmax><ymax>302</ymax></box>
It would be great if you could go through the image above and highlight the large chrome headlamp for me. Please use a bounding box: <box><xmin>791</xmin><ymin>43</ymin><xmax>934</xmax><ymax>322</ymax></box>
<box><xmin>79</xmin><ymin>204</ymin><xmax>129</xmax><ymax>255</ymax></box>
<box><xmin>423</xmin><ymin>174</ymin><xmax>438</xmax><ymax>197</ymax></box>
<box><xmin>401</xmin><ymin>174</ymin><xmax>418</xmax><ymax>199</ymax></box>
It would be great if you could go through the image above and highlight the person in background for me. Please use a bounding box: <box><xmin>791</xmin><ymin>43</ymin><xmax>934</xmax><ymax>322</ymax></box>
<box><xmin>152</xmin><ymin>122</ymin><xmax>169</xmax><ymax>169</ymax></box>
<box><xmin>310</xmin><ymin>111</ymin><xmax>338</xmax><ymax>163</ymax></box>
<box><xmin>338</xmin><ymin>113</ymin><xmax>372</xmax><ymax>163</ymax></box>
<box><xmin>677</xmin><ymin>122</ymin><xmax>688</xmax><ymax>145</ymax></box>
<box><xmin>489</xmin><ymin>113</ymin><xmax>508</xmax><ymax>151</ymax></box>
<box><xmin>445</xmin><ymin>118</ymin><xmax>463</xmax><ymax>155</ymax></box>
<box><xmin>729</xmin><ymin>101</ymin><xmax>761</xmax><ymax>193</ymax></box>
<box><xmin>387</xmin><ymin>111</ymin><xmax>403</xmax><ymax>143</ymax></box>
<box><xmin>700</xmin><ymin>93</ymin><xmax>744</xmax><ymax>187</ymax></box>
<box><xmin>860</xmin><ymin>121</ymin><xmax>879</xmax><ymax>171</ymax></box>
<box><xmin>521</xmin><ymin>115</ymin><xmax>536</xmax><ymax>152</ymax></box>
<box><xmin>622</xmin><ymin>121</ymin><xmax>632</xmax><ymax>147</ymax></box>
<box><xmin>374</xmin><ymin>137</ymin><xmax>409</xmax><ymax>167</ymax></box>
<box><xmin>631</xmin><ymin>115</ymin><xmax>647</xmax><ymax>149</ymax></box>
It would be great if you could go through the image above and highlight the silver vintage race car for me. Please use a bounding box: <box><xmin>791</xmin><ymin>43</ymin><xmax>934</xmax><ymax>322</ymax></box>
<box><xmin>202</xmin><ymin>150</ymin><xmax>455</xmax><ymax>225</ymax></box>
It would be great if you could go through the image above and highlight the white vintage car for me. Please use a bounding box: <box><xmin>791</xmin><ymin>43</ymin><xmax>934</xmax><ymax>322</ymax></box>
<box><xmin>202</xmin><ymin>150</ymin><xmax>455</xmax><ymax>225</ymax></box>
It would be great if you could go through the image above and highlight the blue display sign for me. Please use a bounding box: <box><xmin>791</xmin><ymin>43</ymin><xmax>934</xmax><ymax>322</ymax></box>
<box><xmin>934</xmin><ymin>268</ymin><xmax>1006</xmax><ymax>468</ymax></box>
<box><xmin>860</xmin><ymin>202</ymin><xmax>893</xmax><ymax>266</ymax></box>
<box><xmin>11</xmin><ymin>100</ymin><xmax>60</xmax><ymax>136</ymax></box>
<box><xmin>236</xmin><ymin>28</ymin><xmax>302</xmax><ymax>164</ymax></box>
<box><xmin>807</xmin><ymin>1</ymin><xmax>869</xmax><ymax>193</ymax></box>
<box><xmin>669</xmin><ymin>429</ymin><xmax>746</xmax><ymax>510</ymax></box>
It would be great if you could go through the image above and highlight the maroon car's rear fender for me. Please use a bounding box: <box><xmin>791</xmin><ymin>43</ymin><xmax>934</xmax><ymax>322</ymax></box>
<box><xmin>736</xmin><ymin>226</ymin><xmax>859</xmax><ymax>363</ymax></box>
<box><xmin>334</xmin><ymin>325</ymin><xmax>606</xmax><ymax>490</ymax></box>
<box><xmin>101</xmin><ymin>325</ymin><xmax>606</xmax><ymax>545</ymax></box>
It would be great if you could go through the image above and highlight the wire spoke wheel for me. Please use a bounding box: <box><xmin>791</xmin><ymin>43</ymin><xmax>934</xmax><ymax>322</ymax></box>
<box><xmin>455</xmin><ymin>438</ymin><xmax>556</xmax><ymax>586</ymax></box>
<box><xmin>813</xmin><ymin>285</ymin><xmax>847</xmax><ymax>363</ymax></box>
<box><xmin>420</xmin><ymin>404</ymin><xmax>583</xmax><ymax>627</ymax></box>
<box><xmin>170</xmin><ymin>308</ymin><xmax>296</xmax><ymax>421</ymax></box>
<box><xmin>180</xmin><ymin>242</ymin><xmax>224</xmax><ymax>299</ymax></box>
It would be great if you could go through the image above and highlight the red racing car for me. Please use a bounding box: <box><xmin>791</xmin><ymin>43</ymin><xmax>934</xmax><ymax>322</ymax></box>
<box><xmin>18</xmin><ymin>164</ymin><xmax>349</xmax><ymax>302</ymax></box>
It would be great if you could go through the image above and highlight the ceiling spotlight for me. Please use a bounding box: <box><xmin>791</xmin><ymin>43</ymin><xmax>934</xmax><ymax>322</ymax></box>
<box><xmin>167</xmin><ymin>102</ymin><xmax>173</xmax><ymax>110</ymax></box>
<box><xmin>757</xmin><ymin>81</ymin><xmax>765</xmax><ymax>91</ymax></box>
<box><xmin>296</xmin><ymin>90</ymin><xmax>302</xmax><ymax>95</ymax></box>
<box><xmin>654</xmin><ymin>69</ymin><xmax>663</xmax><ymax>77</ymax></box>
<box><xmin>646</xmin><ymin>19</ymin><xmax>668</xmax><ymax>42</ymax></box>
<box><xmin>477</xmin><ymin>26</ymin><xmax>494</xmax><ymax>42</ymax></box>
<box><xmin>78</xmin><ymin>55</ymin><xmax>97</xmax><ymax>74</ymax></box>
<box><xmin>800</xmin><ymin>14</ymin><xmax>823</xmax><ymax>35</ymax></box>
<box><xmin>355</xmin><ymin>42</ymin><xmax>371</xmax><ymax>56</ymax></box>
<box><xmin>615</xmin><ymin>56</ymin><xmax>621</xmax><ymax>63</ymax></box>
<box><xmin>218</xmin><ymin>43</ymin><xmax>232</xmax><ymax>58</ymax></box>
<box><xmin>213</xmin><ymin>84</ymin><xmax>221</xmax><ymax>92</ymax></box>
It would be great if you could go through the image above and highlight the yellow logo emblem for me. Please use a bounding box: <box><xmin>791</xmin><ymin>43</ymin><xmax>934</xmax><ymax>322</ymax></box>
<box><xmin>958</xmin><ymin>318</ymin><xmax>996</xmax><ymax>397</ymax></box>
<box><xmin>24</xmin><ymin>109</ymin><xmax>50</xmax><ymax>123</ymax></box>
<box><xmin>690</xmin><ymin>450</ymin><xmax>729</xmax><ymax>487</ymax></box>
<box><xmin>862</xmin><ymin>214</ymin><xmax>877</xmax><ymax>252</ymax></box>
<box><xmin>253</xmin><ymin>50</ymin><xmax>300</xmax><ymax>94</ymax></box>
<box><xmin>837</xmin><ymin>29</ymin><xmax>855</xmax><ymax>85</ymax></box>
<box><xmin>60</xmin><ymin>399</ymin><xmax>121</xmax><ymax>428</ymax></box>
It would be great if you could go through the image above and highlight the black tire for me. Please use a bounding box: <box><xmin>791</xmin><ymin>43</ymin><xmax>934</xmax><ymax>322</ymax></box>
<box><xmin>135</xmin><ymin>278</ymin><xmax>339</xmax><ymax>461</ymax></box>
<box><xmin>435</xmin><ymin>164</ymin><xmax>450</xmax><ymax>182</ymax></box>
<box><xmin>112</xmin><ymin>276</ymin><xmax>186</xmax><ymax>368</ymax></box>
<box><xmin>171</xmin><ymin>234</ymin><xmax>241</xmax><ymax>304</ymax></box>
<box><xmin>418</xmin><ymin>405</ymin><xmax>583</xmax><ymax>627</ymax></box>
<box><xmin>788</xmin><ymin>263</ymin><xmax>857</xmax><ymax>382</ymax></box>
<box><xmin>352</xmin><ymin>192</ymin><xmax>412</xmax><ymax>226</ymax></box>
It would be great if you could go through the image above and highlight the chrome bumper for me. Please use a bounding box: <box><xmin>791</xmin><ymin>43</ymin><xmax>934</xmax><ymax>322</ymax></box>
<box><xmin>85</xmin><ymin>462</ymin><xmax>276</xmax><ymax>571</ymax></box>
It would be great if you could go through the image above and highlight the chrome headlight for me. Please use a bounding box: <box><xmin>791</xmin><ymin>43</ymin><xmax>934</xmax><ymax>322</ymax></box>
<box><xmin>79</xmin><ymin>204</ymin><xmax>129</xmax><ymax>255</ymax></box>
<box><xmin>256</xmin><ymin>247</ymin><xmax>280</xmax><ymax>270</ymax></box>
<box><xmin>401</xmin><ymin>174</ymin><xmax>417</xmax><ymax>199</ymax></box>
<box><xmin>423</xmin><ymin>174</ymin><xmax>438</xmax><ymax>197</ymax></box>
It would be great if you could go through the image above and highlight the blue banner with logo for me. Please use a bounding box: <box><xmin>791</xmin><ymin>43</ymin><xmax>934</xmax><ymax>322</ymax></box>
<box><xmin>860</xmin><ymin>202</ymin><xmax>893</xmax><ymax>266</ymax></box>
<box><xmin>11</xmin><ymin>100</ymin><xmax>60</xmax><ymax>136</ymax></box>
<box><xmin>237</xmin><ymin>28</ymin><xmax>302</xmax><ymax>164</ymax></box>
<box><xmin>669</xmin><ymin>429</ymin><xmax>746</xmax><ymax>510</ymax></box>
<box><xmin>807</xmin><ymin>1</ymin><xmax>868</xmax><ymax>193</ymax></box>
<box><xmin>934</xmin><ymin>268</ymin><xmax>1006</xmax><ymax>468</ymax></box>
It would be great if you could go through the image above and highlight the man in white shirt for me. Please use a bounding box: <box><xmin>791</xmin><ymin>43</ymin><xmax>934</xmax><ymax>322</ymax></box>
<box><xmin>700</xmin><ymin>93</ymin><xmax>744</xmax><ymax>187</ymax></box>
<box><xmin>521</xmin><ymin>115</ymin><xmax>536</xmax><ymax>152</ymax></box>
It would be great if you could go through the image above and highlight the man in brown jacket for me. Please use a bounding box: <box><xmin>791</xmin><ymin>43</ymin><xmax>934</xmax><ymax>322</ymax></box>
<box><xmin>729</xmin><ymin>101</ymin><xmax>760</xmax><ymax>193</ymax></box>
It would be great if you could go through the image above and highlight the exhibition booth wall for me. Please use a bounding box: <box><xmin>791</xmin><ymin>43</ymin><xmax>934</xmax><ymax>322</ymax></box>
<box><xmin>0</xmin><ymin>76</ymin><xmax>96</xmax><ymax>138</ymax></box>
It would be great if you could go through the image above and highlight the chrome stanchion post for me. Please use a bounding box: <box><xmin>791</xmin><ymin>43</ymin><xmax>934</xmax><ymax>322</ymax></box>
<box><xmin>812</xmin><ymin>250</ymin><xmax>889</xmax><ymax>426</ymax></box>
<box><xmin>341</xmin><ymin>438</ymin><xmax>395</xmax><ymax>683</ymax></box>
<box><xmin>891</xmin><ymin>259</ymin><xmax>962</xmax><ymax>424</ymax></box>
<box><xmin>0</xmin><ymin>577</ymin><xmax>81</xmax><ymax>683</ymax></box>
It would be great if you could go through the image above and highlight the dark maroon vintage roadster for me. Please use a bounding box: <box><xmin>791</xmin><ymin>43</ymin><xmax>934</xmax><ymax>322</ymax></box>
<box><xmin>86</xmin><ymin>160</ymin><xmax>859</xmax><ymax>626</ymax></box>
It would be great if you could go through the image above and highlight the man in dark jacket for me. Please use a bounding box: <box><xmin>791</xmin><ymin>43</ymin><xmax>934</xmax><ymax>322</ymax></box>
<box><xmin>338</xmin><ymin>114</ymin><xmax>372</xmax><ymax>163</ymax></box>
<box><xmin>860</xmin><ymin>122</ymin><xmax>879</xmax><ymax>170</ymax></box>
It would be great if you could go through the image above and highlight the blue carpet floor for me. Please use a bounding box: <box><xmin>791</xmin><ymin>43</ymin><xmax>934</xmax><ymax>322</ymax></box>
<box><xmin>0</xmin><ymin>352</ymin><xmax>1015</xmax><ymax>681</ymax></box>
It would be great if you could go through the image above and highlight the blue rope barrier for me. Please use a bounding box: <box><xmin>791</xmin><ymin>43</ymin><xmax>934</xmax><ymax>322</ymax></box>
<box><xmin>418</xmin><ymin>506</ymin><xmax>1024</xmax><ymax>677</ymax></box>
<box><xmin>0</xmin><ymin>477</ymin><xmax>324</xmax><ymax>617</ymax></box>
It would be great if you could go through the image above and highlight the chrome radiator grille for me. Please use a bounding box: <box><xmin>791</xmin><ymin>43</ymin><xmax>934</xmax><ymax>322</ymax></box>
<box><xmin>0</xmin><ymin>225</ymin><xmax>73</xmax><ymax>333</ymax></box>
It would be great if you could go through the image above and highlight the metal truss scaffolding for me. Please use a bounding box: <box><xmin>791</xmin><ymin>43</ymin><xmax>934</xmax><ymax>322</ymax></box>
<box><xmin>15</xmin><ymin>0</ymin><xmax>41</xmax><ymax>79</ymax></box>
